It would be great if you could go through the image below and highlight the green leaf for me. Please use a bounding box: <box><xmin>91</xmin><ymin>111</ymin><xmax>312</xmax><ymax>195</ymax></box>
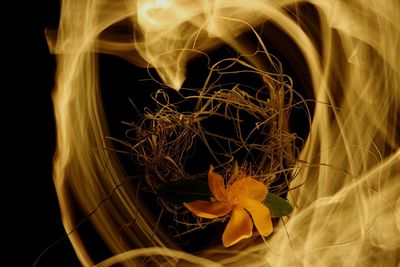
<box><xmin>157</xmin><ymin>179</ymin><xmax>212</xmax><ymax>204</ymax></box>
<box><xmin>263</xmin><ymin>192</ymin><xmax>293</xmax><ymax>218</ymax></box>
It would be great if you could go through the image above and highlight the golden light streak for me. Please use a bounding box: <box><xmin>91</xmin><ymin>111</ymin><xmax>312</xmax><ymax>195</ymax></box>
<box><xmin>47</xmin><ymin>0</ymin><xmax>400</xmax><ymax>266</ymax></box>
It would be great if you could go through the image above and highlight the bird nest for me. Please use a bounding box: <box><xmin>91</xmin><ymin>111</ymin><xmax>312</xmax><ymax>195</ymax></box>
<box><xmin>114</xmin><ymin>56</ymin><xmax>301</xmax><ymax>249</ymax></box>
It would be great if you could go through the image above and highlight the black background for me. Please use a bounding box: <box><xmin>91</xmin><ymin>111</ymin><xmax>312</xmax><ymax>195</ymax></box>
<box><xmin>9</xmin><ymin>1</ymin><xmax>81</xmax><ymax>266</ymax></box>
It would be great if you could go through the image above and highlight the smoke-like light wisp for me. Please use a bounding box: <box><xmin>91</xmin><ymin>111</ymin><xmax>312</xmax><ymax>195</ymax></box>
<box><xmin>46</xmin><ymin>0</ymin><xmax>399</xmax><ymax>266</ymax></box>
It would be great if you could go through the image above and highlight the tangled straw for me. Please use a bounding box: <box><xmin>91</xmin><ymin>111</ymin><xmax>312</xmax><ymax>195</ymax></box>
<box><xmin>111</xmin><ymin>53</ymin><xmax>303</xmax><ymax>246</ymax></box>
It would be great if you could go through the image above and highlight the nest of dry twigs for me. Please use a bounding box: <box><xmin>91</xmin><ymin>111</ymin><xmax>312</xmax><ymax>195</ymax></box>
<box><xmin>111</xmin><ymin>54</ymin><xmax>302</xmax><ymax>246</ymax></box>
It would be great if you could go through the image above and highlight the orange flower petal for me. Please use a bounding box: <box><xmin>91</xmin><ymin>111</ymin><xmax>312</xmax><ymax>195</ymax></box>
<box><xmin>240</xmin><ymin>197</ymin><xmax>273</xmax><ymax>237</ymax></box>
<box><xmin>208</xmin><ymin>165</ymin><xmax>227</xmax><ymax>201</ymax></box>
<box><xmin>222</xmin><ymin>207</ymin><xmax>253</xmax><ymax>247</ymax></box>
<box><xmin>184</xmin><ymin>200</ymin><xmax>231</xmax><ymax>219</ymax></box>
<box><xmin>231</xmin><ymin>178</ymin><xmax>268</xmax><ymax>202</ymax></box>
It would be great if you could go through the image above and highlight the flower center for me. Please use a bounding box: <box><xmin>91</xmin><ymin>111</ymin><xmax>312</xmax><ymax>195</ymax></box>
<box><xmin>225</xmin><ymin>179</ymin><xmax>249</xmax><ymax>205</ymax></box>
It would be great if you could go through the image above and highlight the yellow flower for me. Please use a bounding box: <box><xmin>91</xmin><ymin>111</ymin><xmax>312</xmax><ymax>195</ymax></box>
<box><xmin>184</xmin><ymin>165</ymin><xmax>273</xmax><ymax>247</ymax></box>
